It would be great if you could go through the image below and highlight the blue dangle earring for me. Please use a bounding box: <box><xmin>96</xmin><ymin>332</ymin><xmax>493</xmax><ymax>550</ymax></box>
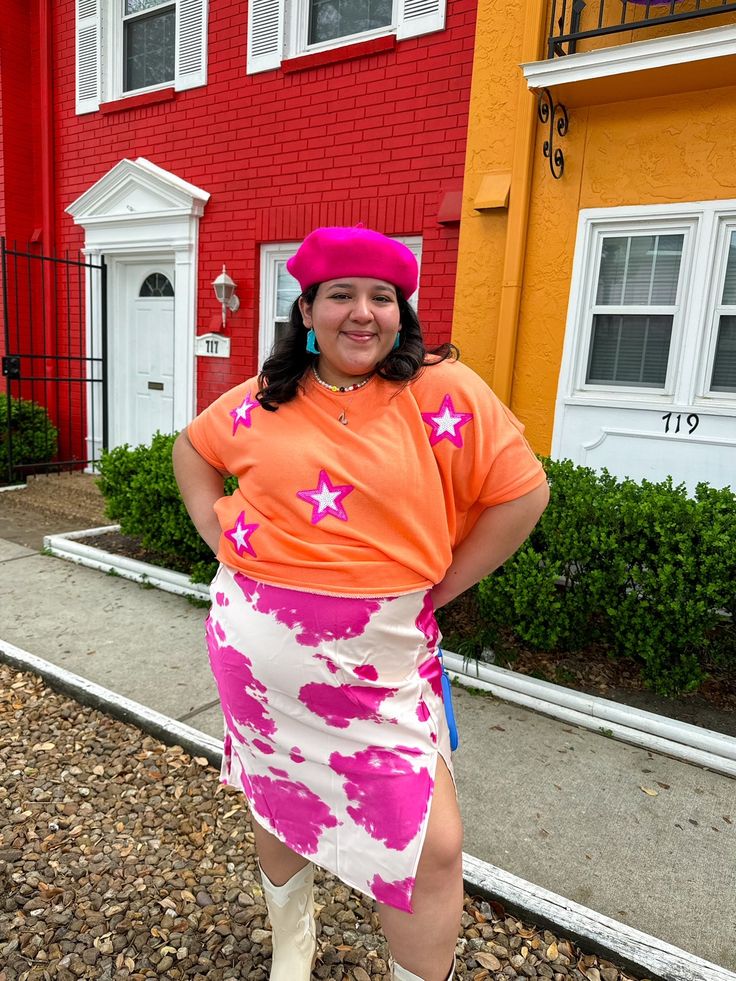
<box><xmin>306</xmin><ymin>329</ymin><xmax>320</xmax><ymax>354</ymax></box>
<box><xmin>393</xmin><ymin>332</ymin><xmax>401</xmax><ymax>350</ymax></box>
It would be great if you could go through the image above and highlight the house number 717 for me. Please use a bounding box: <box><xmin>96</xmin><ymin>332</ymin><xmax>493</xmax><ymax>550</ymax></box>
<box><xmin>661</xmin><ymin>412</ymin><xmax>699</xmax><ymax>435</ymax></box>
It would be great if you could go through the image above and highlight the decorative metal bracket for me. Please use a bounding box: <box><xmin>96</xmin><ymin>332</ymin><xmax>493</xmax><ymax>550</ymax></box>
<box><xmin>537</xmin><ymin>88</ymin><xmax>569</xmax><ymax>180</ymax></box>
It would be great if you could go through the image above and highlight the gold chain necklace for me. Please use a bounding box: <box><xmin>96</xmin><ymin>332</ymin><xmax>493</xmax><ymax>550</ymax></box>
<box><xmin>311</xmin><ymin>365</ymin><xmax>374</xmax><ymax>425</ymax></box>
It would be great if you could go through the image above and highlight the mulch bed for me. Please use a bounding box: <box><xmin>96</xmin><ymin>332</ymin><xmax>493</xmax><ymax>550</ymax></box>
<box><xmin>0</xmin><ymin>666</ymin><xmax>650</xmax><ymax>981</ymax></box>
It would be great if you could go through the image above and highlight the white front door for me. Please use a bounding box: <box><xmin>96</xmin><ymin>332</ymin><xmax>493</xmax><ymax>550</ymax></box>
<box><xmin>118</xmin><ymin>262</ymin><xmax>176</xmax><ymax>446</ymax></box>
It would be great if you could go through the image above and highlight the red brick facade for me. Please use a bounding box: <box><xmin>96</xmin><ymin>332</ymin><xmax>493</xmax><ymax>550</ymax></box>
<box><xmin>2</xmin><ymin>0</ymin><xmax>475</xmax><ymax>416</ymax></box>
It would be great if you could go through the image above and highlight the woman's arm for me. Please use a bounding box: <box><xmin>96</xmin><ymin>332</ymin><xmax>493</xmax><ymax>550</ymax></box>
<box><xmin>172</xmin><ymin>430</ymin><xmax>227</xmax><ymax>555</ymax></box>
<box><xmin>431</xmin><ymin>480</ymin><xmax>550</xmax><ymax>609</ymax></box>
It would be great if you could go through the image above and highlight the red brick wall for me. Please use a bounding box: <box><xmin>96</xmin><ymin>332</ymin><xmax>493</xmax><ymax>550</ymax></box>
<box><xmin>0</xmin><ymin>2</ymin><xmax>41</xmax><ymax>245</ymax></box>
<box><xmin>0</xmin><ymin>3</ymin><xmax>43</xmax><ymax>373</ymax></box>
<box><xmin>53</xmin><ymin>0</ymin><xmax>476</xmax><ymax>411</ymax></box>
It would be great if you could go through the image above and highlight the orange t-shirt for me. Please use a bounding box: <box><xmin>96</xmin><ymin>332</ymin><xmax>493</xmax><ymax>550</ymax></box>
<box><xmin>187</xmin><ymin>358</ymin><xmax>546</xmax><ymax>597</ymax></box>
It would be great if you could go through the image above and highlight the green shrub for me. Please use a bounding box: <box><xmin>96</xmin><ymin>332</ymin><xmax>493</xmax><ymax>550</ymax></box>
<box><xmin>478</xmin><ymin>460</ymin><xmax>736</xmax><ymax>696</ymax></box>
<box><xmin>97</xmin><ymin>432</ymin><xmax>234</xmax><ymax>585</ymax></box>
<box><xmin>0</xmin><ymin>394</ymin><xmax>59</xmax><ymax>476</ymax></box>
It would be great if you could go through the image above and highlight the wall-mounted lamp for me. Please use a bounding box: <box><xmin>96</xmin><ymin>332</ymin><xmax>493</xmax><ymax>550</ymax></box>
<box><xmin>212</xmin><ymin>264</ymin><xmax>240</xmax><ymax>329</ymax></box>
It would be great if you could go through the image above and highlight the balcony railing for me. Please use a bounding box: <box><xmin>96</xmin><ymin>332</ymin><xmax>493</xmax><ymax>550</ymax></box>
<box><xmin>549</xmin><ymin>0</ymin><xmax>736</xmax><ymax>58</ymax></box>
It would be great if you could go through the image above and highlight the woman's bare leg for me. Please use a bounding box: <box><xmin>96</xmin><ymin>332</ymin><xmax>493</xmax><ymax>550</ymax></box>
<box><xmin>378</xmin><ymin>756</ymin><xmax>463</xmax><ymax>981</ymax></box>
<box><xmin>252</xmin><ymin>821</ymin><xmax>310</xmax><ymax>886</ymax></box>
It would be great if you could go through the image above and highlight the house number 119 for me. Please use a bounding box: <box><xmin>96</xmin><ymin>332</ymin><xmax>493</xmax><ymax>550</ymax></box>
<box><xmin>661</xmin><ymin>412</ymin><xmax>699</xmax><ymax>435</ymax></box>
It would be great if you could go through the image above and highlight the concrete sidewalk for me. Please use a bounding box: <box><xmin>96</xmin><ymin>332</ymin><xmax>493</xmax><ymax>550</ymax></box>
<box><xmin>2</xmin><ymin>535</ymin><xmax>735</xmax><ymax>971</ymax></box>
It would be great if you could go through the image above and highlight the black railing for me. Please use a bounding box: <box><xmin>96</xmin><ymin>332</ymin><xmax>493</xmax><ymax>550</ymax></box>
<box><xmin>1</xmin><ymin>239</ymin><xmax>107</xmax><ymax>484</ymax></box>
<box><xmin>549</xmin><ymin>0</ymin><xmax>736</xmax><ymax>57</ymax></box>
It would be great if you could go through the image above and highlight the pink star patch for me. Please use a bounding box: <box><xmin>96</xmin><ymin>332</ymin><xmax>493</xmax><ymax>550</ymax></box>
<box><xmin>297</xmin><ymin>470</ymin><xmax>354</xmax><ymax>524</ymax></box>
<box><xmin>229</xmin><ymin>392</ymin><xmax>259</xmax><ymax>435</ymax></box>
<box><xmin>421</xmin><ymin>393</ymin><xmax>473</xmax><ymax>448</ymax></box>
<box><xmin>224</xmin><ymin>511</ymin><xmax>259</xmax><ymax>558</ymax></box>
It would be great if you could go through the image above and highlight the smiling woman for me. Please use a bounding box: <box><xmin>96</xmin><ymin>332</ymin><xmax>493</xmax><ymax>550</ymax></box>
<box><xmin>299</xmin><ymin>278</ymin><xmax>401</xmax><ymax>387</ymax></box>
<box><xmin>172</xmin><ymin>225</ymin><xmax>550</xmax><ymax>981</ymax></box>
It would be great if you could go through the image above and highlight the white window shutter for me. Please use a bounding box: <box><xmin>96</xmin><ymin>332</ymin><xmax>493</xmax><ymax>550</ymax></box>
<box><xmin>76</xmin><ymin>0</ymin><xmax>100</xmax><ymax>114</ymax></box>
<box><xmin>247</xmin><ymin>0</ymin><xmax>284</xmax><ymax>74</ymax></box>
<box><xmin>176</xmin><ymin>0</ymin><xmax>208</xmax><ymax>91</ymax></box>
<box><xmin>397</xmin><ymin>0</ymin><xmax>445</xmax><ymax>40</ymax></box>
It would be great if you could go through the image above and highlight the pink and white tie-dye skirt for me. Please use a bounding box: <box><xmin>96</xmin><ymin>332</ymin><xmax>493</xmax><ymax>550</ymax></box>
<box><xmin>205</xmin><ymin>563</ymin><xmax>454</xmax><ymax>914</ymax></box>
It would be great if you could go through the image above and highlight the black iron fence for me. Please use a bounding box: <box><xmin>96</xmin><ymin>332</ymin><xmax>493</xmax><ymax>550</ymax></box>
<box><xmin>549</xmin><ymin>0</ymin><xmax>736</xmax><ymax>57</ymax></box>
<box><xmin>1</xmin><ymin>238</ymin><xmax>107</xmax><ymax>484</ymax></box>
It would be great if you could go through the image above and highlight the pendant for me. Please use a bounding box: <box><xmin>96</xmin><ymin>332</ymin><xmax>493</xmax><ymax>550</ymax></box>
<box><xmin>338</xmin><ymin>411</ymin><xmax>348</xmax><ymax>426</ymax></box>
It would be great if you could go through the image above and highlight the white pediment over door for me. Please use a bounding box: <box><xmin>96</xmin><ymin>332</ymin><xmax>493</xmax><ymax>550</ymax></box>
<box><xmin>66</xmin><ymin>157</ymin><xmax>210</xmax><ymax>229</ymax></box>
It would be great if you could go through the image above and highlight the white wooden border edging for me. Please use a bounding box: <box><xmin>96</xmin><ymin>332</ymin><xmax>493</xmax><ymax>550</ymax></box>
<box><xmin>443</xmin><ymin>653</ymin><xmax>736</xmax><ymax>778</ymax></box>
<box><xmin>43</xmin><ymin>527</ymin><xmax>210</xmax><ymax>600</ymax></box>
<box><xmin>1</xmin><ymin>639</ymin><xmax>732</xmax><ymax>981</ymax></box>
<box><xmin>43</xmin><ymin>528</ymin><xmax>736</xmax><ymax>777</ymax></box>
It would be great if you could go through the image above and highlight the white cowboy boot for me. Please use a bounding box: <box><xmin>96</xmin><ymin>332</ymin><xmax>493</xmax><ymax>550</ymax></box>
<box><xmin>259</xmin><ymin>861</ymin><xmax>316</xmax><ymax>981</ymax></box>
<box><xmin>392</xmin><ymin>954</ymin><xmax>456</xmax><ymax>980</ymax></box>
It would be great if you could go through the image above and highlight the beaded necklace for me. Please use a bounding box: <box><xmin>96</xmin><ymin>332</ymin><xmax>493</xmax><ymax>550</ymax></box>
<box><xmin>311</xmin><ymin>364</ymin><xmax>374</xmax><ymax>393</ymax></box>
<box><xmin>311</xmin><ymin>364</ymin><xmax>374</xmax><ymax>425</ymax></box>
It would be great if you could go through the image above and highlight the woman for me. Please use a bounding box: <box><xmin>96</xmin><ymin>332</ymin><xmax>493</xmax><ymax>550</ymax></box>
<box><xmin>173</xmin><ymin>225</ymin><xmax>549</xmax><ymax>981</ymax></box>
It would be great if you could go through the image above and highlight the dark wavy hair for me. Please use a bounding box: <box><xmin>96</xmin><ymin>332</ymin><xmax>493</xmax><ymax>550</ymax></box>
<box><xmin>256</xmin><ymin>284</ymin><xmax>457</xmax><ymax>410</ymax></box>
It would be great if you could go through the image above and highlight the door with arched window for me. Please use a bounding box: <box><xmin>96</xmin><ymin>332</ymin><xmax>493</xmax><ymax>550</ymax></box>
<box><xmin>118</xmin><ymin>262</ymin><xmax>176</xmax><ymax>447</ymax></box>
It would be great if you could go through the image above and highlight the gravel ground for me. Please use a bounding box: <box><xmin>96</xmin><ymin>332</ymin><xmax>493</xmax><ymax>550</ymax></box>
<box><xmin>0</xmin><ymin>665</ymin><xmax>650</xmax><ymax>981</ymax></box>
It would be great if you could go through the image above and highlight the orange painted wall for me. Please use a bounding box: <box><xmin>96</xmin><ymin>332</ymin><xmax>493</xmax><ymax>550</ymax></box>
<box><xmin>453</xmin><ymin>0</ymin><xmax>736</xmax><ymax>454</ymax></box>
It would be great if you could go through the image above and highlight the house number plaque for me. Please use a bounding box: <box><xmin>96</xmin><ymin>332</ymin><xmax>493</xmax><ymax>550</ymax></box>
<box><xmin>661</xmin><ymin>412</ymin><xmax>699</xmax><ymax>435</ymax></box>
<box><xmin>195</xmin><ymin>334</ymin><xmax>231</xmax><ymax>358</ymax></box>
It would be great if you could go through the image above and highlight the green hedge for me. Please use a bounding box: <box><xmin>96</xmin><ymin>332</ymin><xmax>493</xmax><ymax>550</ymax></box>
<box><xmin>0</xmin><ymin>394</ymin><xmax>59</xmax><ymax>477</ymax></box>
<box><xmin>478</xmin><ymin>459</ymin><xmax>736</xmax><ymax>696</ymax></box>
<box><xmin>97</xmin><ymin>432</ymin><xmax>234</xmax><ymax>585</ymax></box>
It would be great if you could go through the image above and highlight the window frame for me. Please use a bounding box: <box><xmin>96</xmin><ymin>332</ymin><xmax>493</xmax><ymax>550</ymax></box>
<box><xmin>573</xmin><ymin>216</ymin><xmax>696</xmax><ymax>402</ymax></box>
<box><xmin>561</xmin><ymin>202</ymin><xmax>736</xmax><ymax>419</ymax></box>
<box><xmin>290</xmin><ymin>0</ymin><xmax>398</xmax><ymax>58</ymax></box>
<box><xmin>259</xmin><ymin>242</ymin><xmax>302</xmax><ymax>369</ymax></box>
<box><xmin>247</xmin><ymin>0</ymin><xmax>445</xmax><ymax>75</ymax></box>
<box><xmin>111</xmin><ymin>0</ymin><xmax>177</xmax><ymax>99</ymax></box>
<box><xmin>120</xmin><ymin>0</ymin><xmax>177</xmax><ymax>96</ymax></box>
<box><xmin>259</xmin><ymin>237</ymin><xmax>422</xmax><ymax>369</ymax></box>
<box><xmin>699</xmin><ymin>218</ymin><xmax>736</xmax><ymax>403</ymax></box>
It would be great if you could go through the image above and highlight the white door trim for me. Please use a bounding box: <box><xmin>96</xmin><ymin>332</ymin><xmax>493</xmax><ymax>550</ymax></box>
<box><xmin>66</xmin><ymin>157</ymin><xmax>209</xmax><ymax>456</ymax></box>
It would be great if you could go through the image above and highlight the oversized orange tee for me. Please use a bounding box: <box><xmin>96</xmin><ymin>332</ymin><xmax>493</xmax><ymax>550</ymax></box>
<box><xmin>187</xmin><ymin>358</ymin><xmax>546</xmax><ymax>597</ymax></box>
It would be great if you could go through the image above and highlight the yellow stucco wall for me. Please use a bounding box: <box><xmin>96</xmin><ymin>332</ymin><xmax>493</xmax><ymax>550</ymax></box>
<box><xmin>452</xmin><ymin>0</ymin><xmax>525</xmax><ymax>382</ymax></box>
<box><xmin>453</xmin><ymin>0</ymin><xmax>736</xmax><ymax>455</ymax></box>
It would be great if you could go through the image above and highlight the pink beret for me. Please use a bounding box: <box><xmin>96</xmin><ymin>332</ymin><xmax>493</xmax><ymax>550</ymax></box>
<box><xmin>286</xmin><ymin>225</ymin><xmax>418</xmax><ymax>298</ymax></box>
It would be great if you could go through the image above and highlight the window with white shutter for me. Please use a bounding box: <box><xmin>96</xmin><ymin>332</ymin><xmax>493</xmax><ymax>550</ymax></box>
<box><xmin>76</xmin><ymin>0</ymin><xmax>101</xmax><ymax>114</ymax></box>
<box><xmin>248</xmin><ymin>0</ymin><xmax>445</xmax><ymax>73</ymax></box>
<box><xmin>75</xmin><ymin>0</ymin><xmax>207</xmax><ymax>112</ymax></box>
